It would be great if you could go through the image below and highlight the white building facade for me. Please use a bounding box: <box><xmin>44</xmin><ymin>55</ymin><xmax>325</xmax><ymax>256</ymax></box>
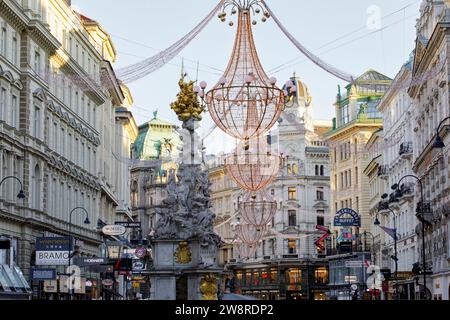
<box><xmin>0</xmin><ymin>0</ymin><xmax>136</xmax><ymax>298</ymax></box>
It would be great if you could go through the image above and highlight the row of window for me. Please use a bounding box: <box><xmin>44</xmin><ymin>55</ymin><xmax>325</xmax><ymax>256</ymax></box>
<box><xmin>32</xmin><ymin>52</ymin><xmax>98</xmax><ymax>128</ymax></box>
<box><xmin>334</xmin><ymin>198</ymin><xmax>359</xmax><ymax>212</ymax></box>
<box><xmin>0</xmin><ymin>85</ymin><xmax>19</xmax><ymax>128</ymax></box>
<box><xmin>0</xmin><ymin>23</ymin><xmax>19</xmax><ymax>65</ymax></box>
<box><xmin>287</xmin><ymin>210</ymin><xmax>325</xmax><ymax>227</ymax></box>
<box><xmin>334</xmin><ymin>167</ymin><xmax>358</xmax><ymax>190</ymax></box>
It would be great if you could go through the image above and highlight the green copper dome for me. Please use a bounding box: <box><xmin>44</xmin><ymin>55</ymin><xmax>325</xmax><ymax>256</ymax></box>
<box><xmin>134</xmin><ymin>112</ymin><xmax>181</xmax><ymax>160</ymax></box>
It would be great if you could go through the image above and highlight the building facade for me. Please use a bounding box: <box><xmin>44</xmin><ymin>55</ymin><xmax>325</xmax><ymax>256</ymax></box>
<box><xmin>210</xmin><ymin>76</ymin><xmax>332</xmax><ymax>300</ymax></box>
<box><xmin>324</xmin><ymin>70</ymin><xmax>392</xmax><ymax>299</ymax></box>
<box><xmin>325</xmin><ymin>70</ymin><xmax>392</xmax><ymax>234</ymax></box>
<box><xmin>130</xmin><ymin>114</ymin><xmax>181</xmax><ymax>241</ymax></box>
<box><xmin>0</xmin><ymin>0</ymin><xmax>136</xmax><ymax>299</ymax></box>
<box><xmin>408</xmin><ymin>0</ymin><xmax>450</xmax><ymax>300</ymax></box>
<box><xmin>372</xmin><ymin>60</ymin><xmax>419</xmax><ymax>299</ymax></box>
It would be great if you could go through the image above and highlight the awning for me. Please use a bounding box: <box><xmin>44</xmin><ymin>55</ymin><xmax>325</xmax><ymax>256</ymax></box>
<box><xmin>0</xmin><ymin>264</ymin><xmax>32</xmax><ymax>295</ymax></box>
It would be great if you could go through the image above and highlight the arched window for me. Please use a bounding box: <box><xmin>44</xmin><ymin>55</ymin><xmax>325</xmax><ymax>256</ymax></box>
<box><xmin>320</xmin><ymin>165</ymin><xmax>324</xmax><ymax>176</ymax></box>
<box><xmin>33</xmin><ymin>164</ymin><xmax>41</xmax><ymax>210</ymax></box>
<box><xmin>315</xmin><ymin>165</ymin><xmax>319</xmax><ymax>176</ymax></box>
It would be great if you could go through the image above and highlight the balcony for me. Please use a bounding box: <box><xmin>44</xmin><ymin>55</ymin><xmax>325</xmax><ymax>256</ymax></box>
<box><xmin>378</xmin><ymin>201</ymin><xmax>389</xmax><ymax>213</ymax></box>
<box><xmin>399</xmin><ymin>142</ymin><xmax>413</xmax><ymax>159</ymax></box>
<box><xmin>416</xmin><ymin>202</ymin><xmax>432</xmax><ymax>214</ymax></box>
<box><xmin>377</xmin><ymin>165</ymin><xmax>389</xmax><ymax>179</ymax></box>
<box><xmin>399</xmin><ymin>183</ymin><xmax>415</xmax><ymax>201</ymax></box>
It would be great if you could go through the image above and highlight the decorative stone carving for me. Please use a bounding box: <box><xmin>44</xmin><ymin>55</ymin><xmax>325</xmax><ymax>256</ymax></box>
<box><xmin>154</xmin><ymin>77</ymin><xmax>221</xmax><ymax>247</ymax></box>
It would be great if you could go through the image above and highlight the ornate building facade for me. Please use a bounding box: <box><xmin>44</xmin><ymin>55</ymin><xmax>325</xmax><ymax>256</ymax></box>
<box><xmin>0</xmin><ymin>0</ymin><xmax>136</xmax><ymax>298</ymax></box>
<box><xmin>130</xmin><ymin>113</ymin><xmax>181</xmax><ymax>240</ymax></box>
<box><xmin>408</xmin><ymin>0</ymin><xmax>450</xmax><ymax>300</ymax></box>
<box><xmin>372</xmin><ymin>59</ymin><xmax>419</xmax><ymax>299</ymax></box>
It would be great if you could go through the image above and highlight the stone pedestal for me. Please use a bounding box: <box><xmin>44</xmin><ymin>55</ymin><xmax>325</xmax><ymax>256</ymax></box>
<box><xmin>147</xmin><ymin>240</ymin><xmax>222</xmax><ymax>300</ymax></box>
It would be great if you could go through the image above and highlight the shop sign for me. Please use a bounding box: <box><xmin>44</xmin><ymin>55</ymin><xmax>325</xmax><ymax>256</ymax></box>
<box><xmin>73</xmin><ymin>257</ymin><xmax>107</xmax><ymax>266</ymax></box>
<box><xmin>102</xmin><ymin>279</ymin><xmax>114</xmax><ymax>287</ymax></box>
<box><xmin>36</xmin><ymin>237</ymin><xmax>71</xmax><ymax>266</ymax></box>
<box><xmin>59</xmin><ymin>275</ymin><xmax>69</xmax><ymax>293</ymax></box>
<box><xmin>102</xmin><ymin>225</ymin><xmax>126</xmax><ymax>236</ymax></box>
<box><xmin>31</xmin><ymin>268</ymin><xmax>56</xmax><ymax>281</ymax></box>
<box><xmin>135</xmin><ymin>247</ymin><xmax>147</xmax><ymax>259</ymax></box>
<box><xmin>74</xmin><ymin>278</ymin><xmax>86</xmax><ymax>294</ymax></box>
<box><xmin>115</xmin><ymin>221</ymin><xmax>141</xmax><ymax>229</ymax></box>
<box><xmin>43</xmin><ymin>280</ymin><xmax>58</xmax><ymax>293</ymax></box>
<box><xmin>334</xmin><ymin>208</ymin><xmax>361</xmax><ymax>227</ymax></box>
<box><xmin>132</xmin><ymin>261</ymin><xmax>145</xmax><ymax>271</ymax></box>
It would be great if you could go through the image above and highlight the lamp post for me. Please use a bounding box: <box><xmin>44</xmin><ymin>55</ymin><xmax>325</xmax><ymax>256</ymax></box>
<box><xmin>0</xmin><ymin>176</ymin><xmax>26</xmax><ymax>200</ymax></box>
<box><xmin>392</xmin><ymin>176</ymin><xmax>428</xmax><ymax>300</ymax></box>
<box><xmin>376</xmin><ymin>196</ymin><xmax>399</xmax><ymax>300</ymax></box>
<box><xmin>67</xmin><ymin>207</ymin><xmax>90</xmax><ymax>300</ymax></box>
<box><xmin>432</xmin><ymin>116</ymin><xmax>450</xmax><ymax>149</ymax></box>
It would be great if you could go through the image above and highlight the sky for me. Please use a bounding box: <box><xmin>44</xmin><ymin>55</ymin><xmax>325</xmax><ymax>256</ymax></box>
<box><xmin>72</xmin><ymin>0</ymin><xmax>422</xmax><ymax>155</ymax></box>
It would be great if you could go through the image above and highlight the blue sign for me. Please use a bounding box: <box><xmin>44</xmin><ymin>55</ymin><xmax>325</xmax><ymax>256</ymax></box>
<box><xmin>30</xmin><ymin>268</ymin><xmax>57</xmax><ymax>281</ymax></box>
<box><xmin>334</xmin><ymin>208</ymin><xmax>361</xmax><ymax>227</ymax></box>
<box><xmin>36</xmin><ymin>237</ymin><xmax>71</xmax><ymax>251</ymax></box>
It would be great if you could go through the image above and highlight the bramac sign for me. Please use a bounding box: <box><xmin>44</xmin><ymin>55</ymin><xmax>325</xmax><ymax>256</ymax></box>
<box><xmin>334</xmin><ymin>208</ymin><xmax>361</xmax><ymax>227</ymax></box>
<box><xmin>36</xmin><ymin>237</ymin><xmax>71</xmax><ymax>266</ymax></box>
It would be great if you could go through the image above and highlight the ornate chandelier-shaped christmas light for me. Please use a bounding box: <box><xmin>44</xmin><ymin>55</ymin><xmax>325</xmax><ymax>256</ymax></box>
<box><xmin>235</xmin><ymin>223</ymin><xmax>266</xmax><ymax>244</ymax></box>
<box><xmin>224</xmin><ymin>135</ymin><xmax>280</xmax><ymax>192</ymax></box>
<box><xmin>240</xmin><ymin>190</ymin><xmax>277</xmax><ymax>228</ymax></box>
<box><xmin>196</xmin><ymin>0</ymin><xmax>285</xmax><ymax>141</ymax></box>
<box><xmin>233</xmin><ymin>241</ymin><xmax>258</xmax><ymax>260</ymax></box>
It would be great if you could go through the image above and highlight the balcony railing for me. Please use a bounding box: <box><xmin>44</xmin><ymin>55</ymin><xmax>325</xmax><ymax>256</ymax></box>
<box><xmin>399</xmin><ymin>183</ymin><xmax>415</xmax><ymax>200</ymax></box>
<box><xmin>377</xmin><ymin>165</ymin><xmax>389</xmax><ymax>179</ymax></box>
<box><xmin>378</xmin><ymin>201</ymin><xmax>389</xmax><ymax>212</ymax></box>
<box><xmin>416</xmin><ymin>202</ymin><xmax>432</xmax><ymax>214</ymax></box>
<box><xmin>399</xmin><ymin>142</ymin><xmax>413</xmax><ymax>157</ymax></box>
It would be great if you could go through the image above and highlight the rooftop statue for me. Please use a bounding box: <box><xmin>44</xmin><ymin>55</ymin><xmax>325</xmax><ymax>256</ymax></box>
<box><xmin>170</xmin><ymin>75</ymin><xmax>205</xmax><ymax>122</ymax></box>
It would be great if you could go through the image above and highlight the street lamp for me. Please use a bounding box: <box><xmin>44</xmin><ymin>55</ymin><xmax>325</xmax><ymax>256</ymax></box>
<box><xmin>392</xmin><ymin>175</ymin><xmax>429</xmax><ymax>300</ymax></box>
<box><xmin>432</xmin><ymin>116</ymin><xmax>450</xmax><ymax>149</ymax></box>
<box><xmin>376</xmin><ymin>196</ymin><xmax>399</xmax><ymax>300</ymax></box>
<box><xmin>0</xmin><ymin>176</ymin><xmax>26</xmax><ymax>199</ymax></box>
<box><xmin>68</xmin><ymin>207</ymin><xmax>91</xmax><ymax>300</ymax></box>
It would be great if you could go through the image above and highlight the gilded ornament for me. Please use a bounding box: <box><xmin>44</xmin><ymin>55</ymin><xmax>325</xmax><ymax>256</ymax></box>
<box><xmin>199</xmin><ymin>274</ymin><xmax>218</xmax><ymax>300</ymax></box>
<box><xmin>170</xmin><ymin>76</ymin><xmax>205</xmax><ymax>122</ymax></box>
<box><xmin>174</xmin><ymin>241</ymin><xmax>192</xmax><ymax>264</ymax></box>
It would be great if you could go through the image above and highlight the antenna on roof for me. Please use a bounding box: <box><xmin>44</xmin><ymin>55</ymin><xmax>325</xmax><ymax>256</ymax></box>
<box><xmin>195</xmin><ymin>61</ymin><xmax>200</xmax><ymax>83</ymax></box>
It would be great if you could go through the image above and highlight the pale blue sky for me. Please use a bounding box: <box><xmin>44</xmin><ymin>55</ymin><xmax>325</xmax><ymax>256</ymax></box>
<box><xmin>73</xmin><ymin>0</ymin><xmax>421</xmax><ymax>154</ymax></box>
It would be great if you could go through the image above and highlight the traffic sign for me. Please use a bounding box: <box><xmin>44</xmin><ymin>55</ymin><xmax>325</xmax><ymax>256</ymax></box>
<box><xmin>135</xmin><ymin>247</ymin><xmax>147</xmax><ymax>259</ymax></box>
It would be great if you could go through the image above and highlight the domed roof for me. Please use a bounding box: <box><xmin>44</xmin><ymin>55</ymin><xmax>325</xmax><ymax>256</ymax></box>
<box><xmin>283</xmin><ymin>75</ymin><xmax>312</xmax><ymax>106</ymax></box>
<box><xmin>134</xmin><ymin>112</ymin><xmax>181</xmax><ymax>160</ymax></box>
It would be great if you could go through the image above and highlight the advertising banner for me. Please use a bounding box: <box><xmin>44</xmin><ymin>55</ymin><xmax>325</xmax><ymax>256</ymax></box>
<box><xmin>36</xmin><ymin>237</ymin><xmax>71</xmax><ymax>266</ymax></box>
